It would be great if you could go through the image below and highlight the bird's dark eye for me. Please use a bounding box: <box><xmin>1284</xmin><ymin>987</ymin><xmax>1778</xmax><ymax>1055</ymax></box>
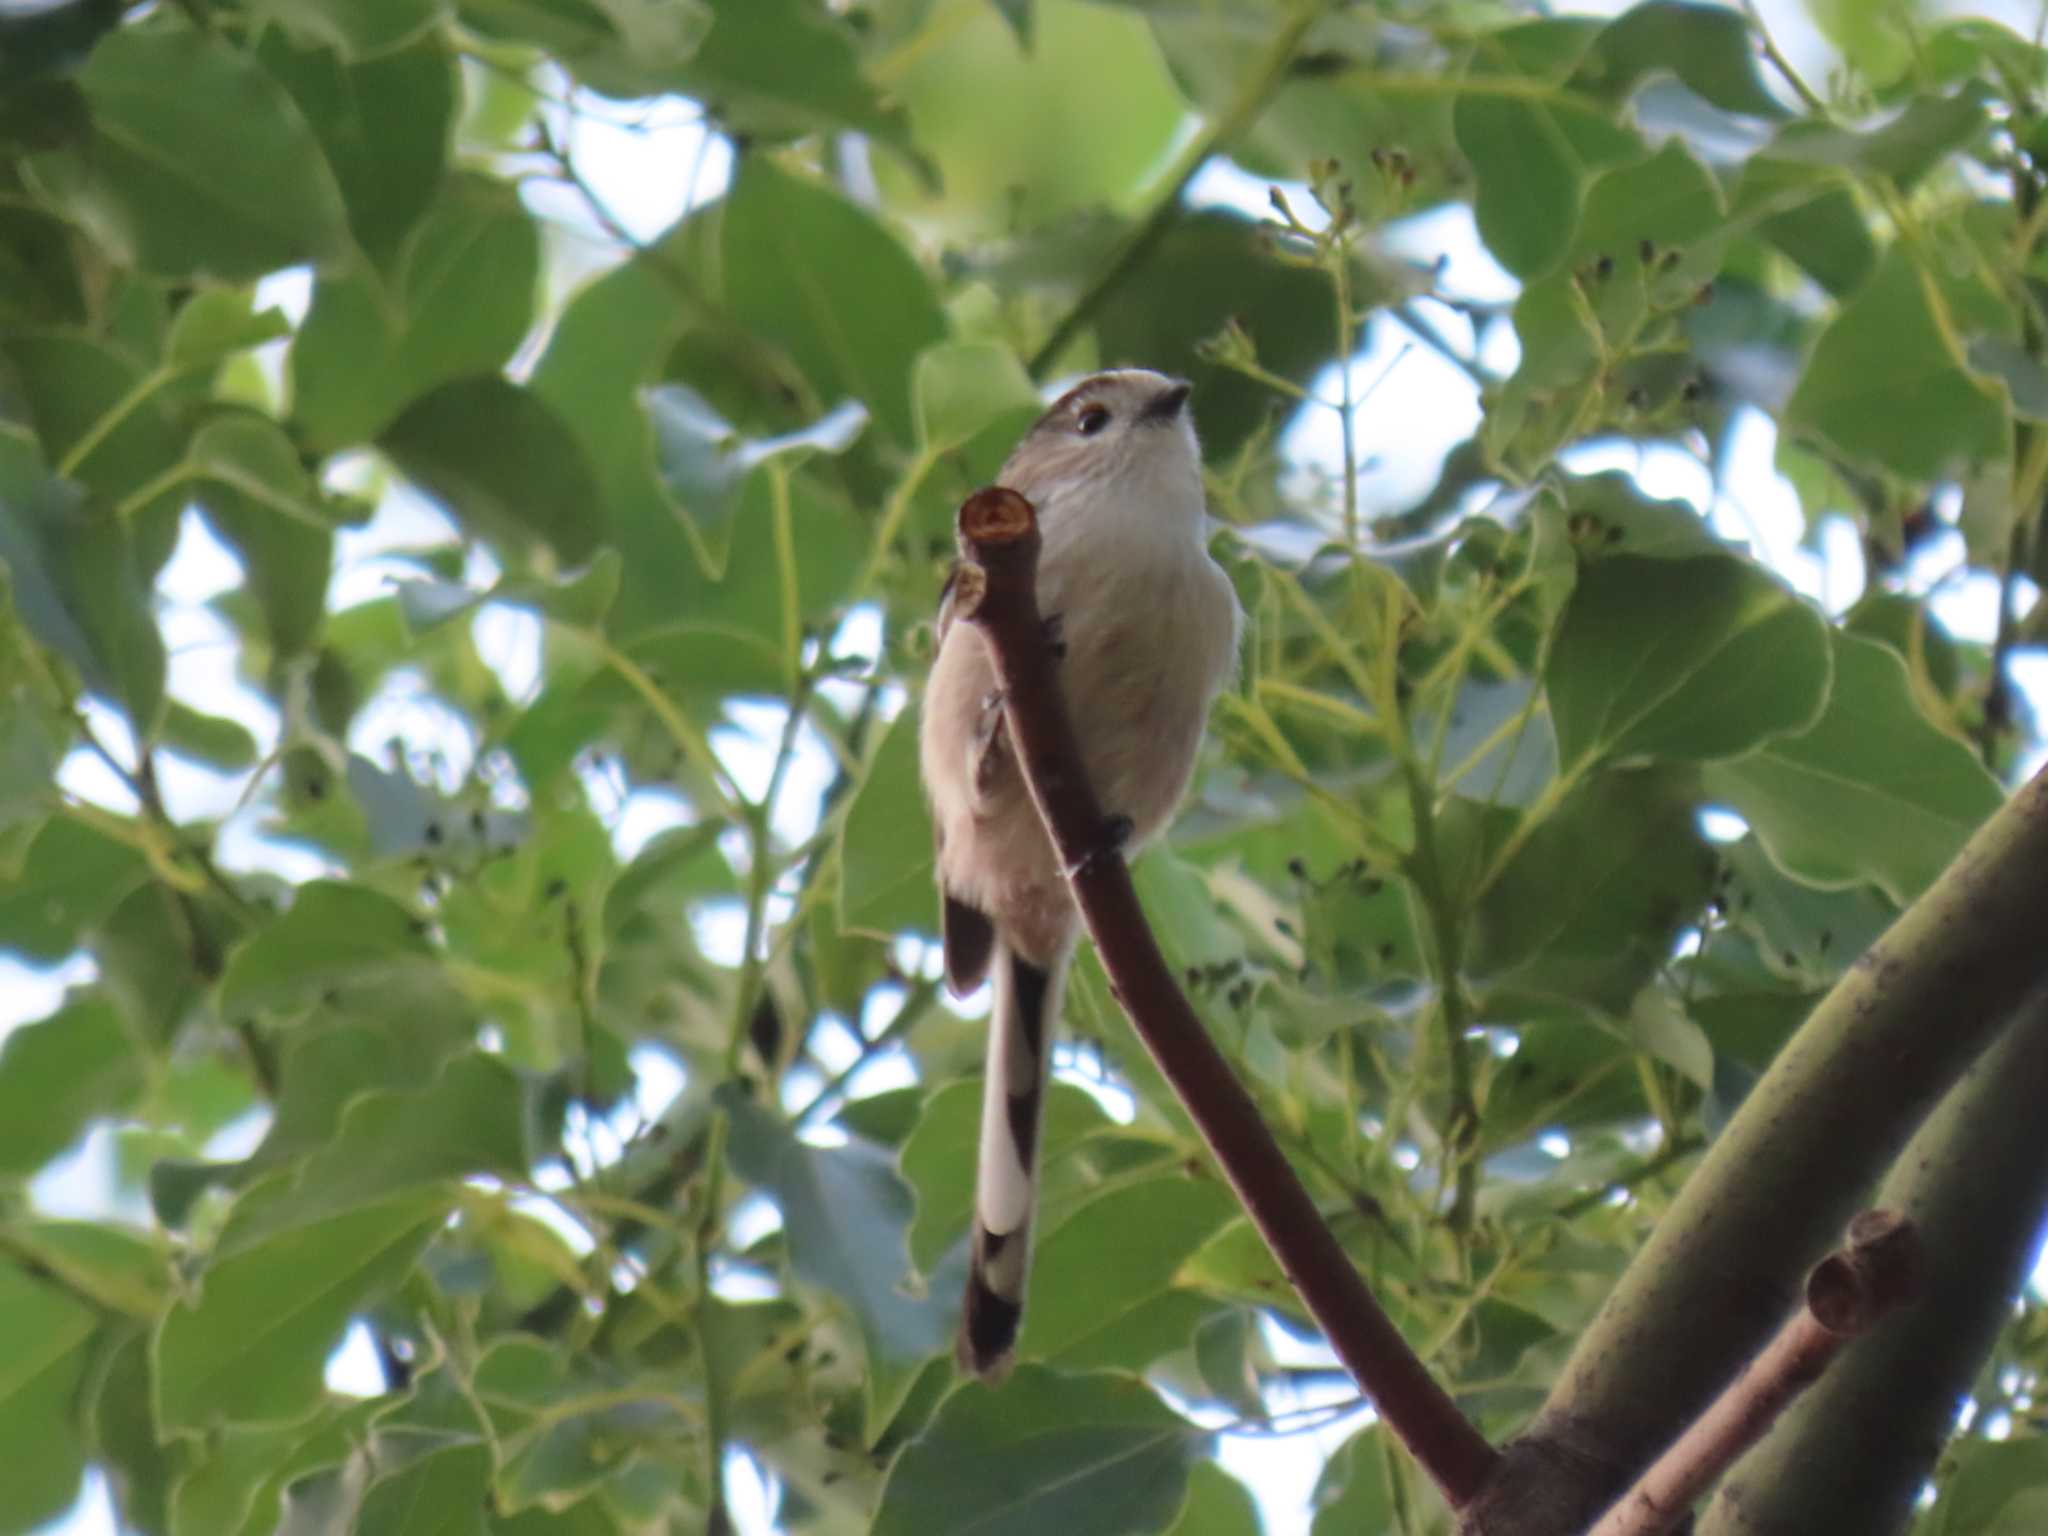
<box><xmin>1077</xmin><ymin>405</ymin><xmax>1112</xmax><ymax>436</ymax></box>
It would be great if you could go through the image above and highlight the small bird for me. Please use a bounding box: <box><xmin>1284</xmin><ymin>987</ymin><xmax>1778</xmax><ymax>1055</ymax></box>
<box><xmin>919</xmin><ymin>368</ymin><xmax>1242</xmax><ymax>1378</ymax></box>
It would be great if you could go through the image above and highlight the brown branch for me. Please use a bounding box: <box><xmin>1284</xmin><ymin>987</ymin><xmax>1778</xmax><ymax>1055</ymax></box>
<box><xmin>1587</xmin><ymin>1210</ymin><xmax>1920</xmax><ymax>1536</ymax></box>
<box><xmin>952</xmin><ymin>486</ymin><xmax>1499</xmax><ymax>1509</ymax></box>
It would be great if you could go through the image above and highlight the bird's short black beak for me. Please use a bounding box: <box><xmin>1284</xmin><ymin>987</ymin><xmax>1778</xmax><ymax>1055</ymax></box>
<box><xmin>1140</xmin><ymin>380</ymin><xmax>1192</xmax><ymax>425</ymax></box>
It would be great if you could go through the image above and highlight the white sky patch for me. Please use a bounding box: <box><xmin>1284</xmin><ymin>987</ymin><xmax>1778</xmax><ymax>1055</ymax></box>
<box><xmin>691</xmin><ymin>901</ymin><xmax>749</xmax><ymax>968</ymax></box>
<box><xmin>626</xmin><ymin>1047</ymin><xmax>688</xmax><ymax>1127</ymax></box>
<box><xmin>328</xmin><ymin>481</ymin><xmax>462</xmax><ymax>613</ymax></box>
<box><xmin>324</xmin><ymin>1320</ymin><xmax>387</xmax><ymax>1396</ymax></box>
<box><xmin>472</xmin><ymin>601</ymin><xmax>545</xmax><ymax>703</ymax></box>
<box><xmin>725</xmin><ymin>1447</ymin><xmax>781</xmax><ymax>1536</ymax></box>
<box><xmin>200</xmin><ymin>1106</ymin><xmax>274</xmax><ymax>1164</ymax></box>
<box><xmin>30</xmin><ymin>1124</ymin><xmax>145</xmax><ymax>1222</ymax></box>
<box><xmin>0</xmin><ymin>953</ymin><xmax>97</xmax><ymax>1045</ymax></box>
<box><xmin>1384</xmin><ymin>202</ymin><xmax>1522</xmax><ymax>307</ymax></box>
<box><xmin>611</xmin><ymin>788</ymin><xmax>697</xmax><ymax>859</ymax></box>
<box><xmin>1279</xmin><ymin>317</ymin><xmax>1484</xmax><ymax>517</ymax></box>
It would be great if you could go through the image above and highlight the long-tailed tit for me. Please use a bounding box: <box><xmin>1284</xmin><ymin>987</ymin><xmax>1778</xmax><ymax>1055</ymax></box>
<box><xmin>920</xmin><ymin>368</ymin><xmax>1242</xmax><ymax>1377</ymax></box>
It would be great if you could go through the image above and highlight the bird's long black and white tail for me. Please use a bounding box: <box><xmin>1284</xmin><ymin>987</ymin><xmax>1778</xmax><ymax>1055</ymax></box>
<box><xmin>958</xmin><ymin>943</ymin><xmax>1067</xmax><ymax>1378</ymax></box>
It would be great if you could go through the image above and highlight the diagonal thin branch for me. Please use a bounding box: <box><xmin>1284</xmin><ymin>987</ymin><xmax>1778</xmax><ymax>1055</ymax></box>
<box><xmin>1587</xmin><ymin>1210</ymin><xmax>1921</xmax><ymax>1536</ymax></box>
<box><xmin>951</xmin><ymin>485</ymin><xmax>1499</xmax><ymax>1510</ymax></box>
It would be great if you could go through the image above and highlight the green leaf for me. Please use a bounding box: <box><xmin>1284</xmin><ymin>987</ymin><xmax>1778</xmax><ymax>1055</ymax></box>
<box><xmin>1626</xmin><ymin>987</ymin><xmax>1713</xmax><ymax>1089</ymax></box>
<box><xmin>1541</xmin><ymin>472</ymin><xmax>1722</xmax><ymax>561</ymax></box>
<box><xmin>380</xmin><ymin>378</ymin><xmax>605</xmax><ymax>564</ymax></box>
<box><xmin>1148</xmin><ymin>14</ymin><xmax>1462</xmax><ymax>203</ymax></box>
<box><xmin>0</xmin><ymin>685</ymin><xmax>57</xmax><ymax>835</ymax></box>
<box><xmin>0</xmin><ymin>1263</ymin><xmax>96</xmax><ymax>1534</ymax></box>
<box><xmin>1164</xmin><ymin>1459</ymin><xmax>1262</xmax><ymax>1536</ymax></box>
<box><xmin>464</xmin><ymin>1340</ymin><xmax>695</xmax><ymax>1512</ymax></box>
<box><xmin>293</xmin><ymin>172</ymin><xmax>539</xmax><ymax>451</ymax></box>
<box><xmin>837</xmin><ymin>706</ymin><xmax>935</xmax><ymax>939</ymax></box>
<box><xmin>1718</xmin><ymin>834</ymin><xmax>1896</xmax><ymax>987</ymax></box>
<box><xmin>1732</xmin><ymin>157</ymin><xmax>1877</xmax><ymax>298</ymax></box>
<box><xmin>165</xmin><ymin>292</ymin><xmax>291</xmax><ymax>369</ymax></box>
<box><xmin>217</xmin><ymin>879</ymin><xmax>436</xmax><ymax>1021</ymax></box>
<box><xmin>91</xmin><ymin>1330</ymin><xmax>176</xmax><ymax>1535</ymax></box>
<box><xmin>1545</xmin><ymin>553</ymin><xmax>1829</xmax><ymax>772</ymax></box>
<box><xmin>1454</xmin><ymin>20</ymin><xmax>1642</xmax><ymax>277</ymax></box>
<box><xmin>1310</xmin><ymin>1426</ymin><xmax>1396</xmax><ymax>1535</ymax></box>
<box><xmin>1768</xmin><ymin>89</ymin><xmax>1990</xmax><ymax>190</ymax></box>
<box><xmin>0</xmin><ymin>435</ymin><xmax>166</xmax><ymax>729</ymax></box>
<box><xmin>677</xmin><ymin>0</ymin><xmax>907</xmax><ymax>147</ymax></box>
<box><xmin>92</xmin><ymin>881</ymin><xmax>236</xmax><ymax>1046</ymax></box>
<box><xmin>219</xmin><ymin>1051</ymin><xmax>534</xmax><ymax>1251</ymax></box>
<box><xmin>1472</xmin><ymin>769</ymin><xmax>1716</xmax><ymax>1013</ymax></box>
<box><xmin>0</xmin><ymin>994</ymin><xmax>144</xmax><ymax>1176</ymax></box>
<box><xmin>1967</xmin><ymin>334</ymin><xmax>2048</xmax><ymax>423</ymax></box>
<box><xmin>527</xmin><ymin>237</ymin><xmax>702</xmax><ymax>638</ymax></box>
<box><xmin>914</xmin><ymin>340</ymin><xmax>1040</xmax><ymax>454</ymax></box>
<box><xmin>1922</xmin><ymin>1439</ymin><xmax>2048</xmax><ymax>1536</ymax></box>
<box><xmin>875</xmin><ymin>0</ymin><xmax>1183</xmax><ymax>231</ymax></box>
<box><xmin>0</xmin><ymin>335</ymin><xmax>186</xmax><ymax>517</ymax></box>
<box><xmin>1702</xmin><ymin>630</ymin><xmax>2003</xmax><ymax>905</ymax></box>
<box><xmin>155</xmin><ymin>1190</ymin><xmax>446</xmax><ymax>1432</ymax></box>
<box><xmin>457</xmin><ymin>0</ymin><xmax>710</xmax><ymax>101</ymax></box>
<box><xmin>721</xmin><ymin>1084</ymin><xmax>953</xmax><ymax>1438</ymax></box>
<box><xmin>166</xmin><ymin>1399</ymin><xmax>383</xmax><ymax>1536</ymax></box>
<box><xmin>723</xmin><ymin>157</ymin><xmax>947</xmax><ymax>445</ymax></box>
<box><xmin>1573</xmin><ymin>1</ymin><xmax>1786</xmax><ymax>118</ymax></box>
<box><xmin>0</xmin><ymin>205</ymin><xmax>88</xmax><ymax>327</ymax></box>
<box><xmin>24</xmin><ymin>17</ymin><xmax>352</xmax><ymax>280</ymax></box>
<box><xmin>1020</xmin><ymin>1176</ymin><xmax>1237</xmax><ymax>1367</ymax></box>
<box><xmin>0</xmin><ymin>815</ymin><xmax>148</xmax><ymax>961</ymax></box>
<box><xmin>151</xmin><ymin>1014</ymin><xmax>476</xmax><ymax>1229</ymax></box>
<box><xmin>189</xmin><ymin>414</ymin><xmax>334</xmax><ymax>658</ymax></box>
<box><xmin>873</xmin><ymin>1366</ymin><xmax>1205</xmax><ymax>1536</ymax></box>
<box><xmin>1786</xmin><ymin>246</ymin><xmax>2009</xmax><ymax>481</ymax></box>
<box><xmin>11</xmin><ymin>1220</ymin><xmax>168</xmax><ymax>1318</ymax></box>
<box><xmin>252</xmin><ymin>0</ymin><xmax>448</xmax><ymax>61</ymax></box>
<box><xmin>258</xmin><ymin>33</ymin><xmax>457</xmax><ymax>270</ymax></box>
<box><xmin>365</xmin><ymin>1441</ymin><xmax>494</xmax><ymax>1536</ymax></box>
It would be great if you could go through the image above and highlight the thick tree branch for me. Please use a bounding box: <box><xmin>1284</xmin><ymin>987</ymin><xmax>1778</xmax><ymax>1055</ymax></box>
<box><xmin>1587</xmin><ymin>1210</ymin><xmax>1920</xmax><ymax>1536</ymax></box>
<box><xmin>952</xmin><ymin>486</ymin><xmax>1499</xmax><ymax>1509</ymax></box>
<box><xmin>1700</xmin><ymin>988</ymin><xmax>2048</xmax><ymax>1536</ymax></box>
<box><xmin>1465</xmin><ymin>758</ymin><xmax>2048</xmax><ymax>1535</ymax></box>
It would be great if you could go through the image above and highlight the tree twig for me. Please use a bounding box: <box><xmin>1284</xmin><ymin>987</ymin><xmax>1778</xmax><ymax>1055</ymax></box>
<box><xmin>951</xmin><ymin>485</ymin><xmax>1498</xmax><ymax>1510</ymax></box>
<box><xmin>1587</xmin><ymin>1210</ymin><xmax>1920</xmax><ymax>1536</ymax></box>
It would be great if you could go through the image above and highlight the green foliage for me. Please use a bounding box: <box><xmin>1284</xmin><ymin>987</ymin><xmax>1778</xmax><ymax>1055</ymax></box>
<box><xmin>2</xmin><ymin>1</ymin><xmax>2046</xmax><ymax>1534</ymax></box>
